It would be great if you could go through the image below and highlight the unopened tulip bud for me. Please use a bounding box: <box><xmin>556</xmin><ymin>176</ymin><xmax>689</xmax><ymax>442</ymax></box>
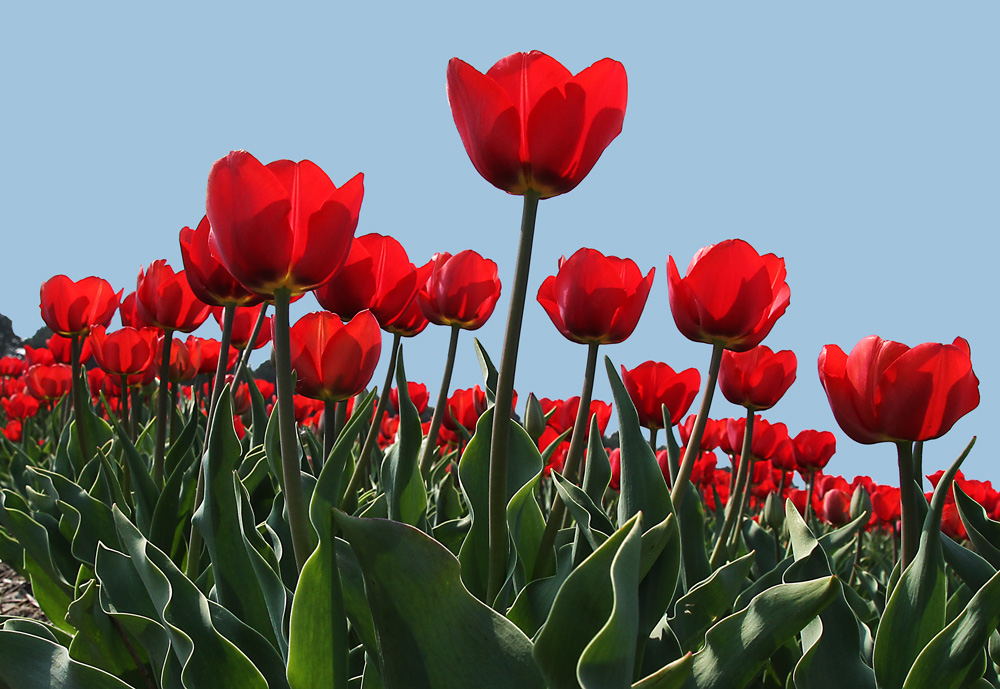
<box><xmin>524</xmin><ymin>393</ymin><xmax>546</xmax><ymax>442</ymax></box>
<box><xmin>762</xmin><ymin>492</ymin><xmax>784</xmax><ymax>531</ymax></box>
<box><xmin>851</xmin><ymin>485</ymin><xmax>872</xmax><ymax>522</ymax></box>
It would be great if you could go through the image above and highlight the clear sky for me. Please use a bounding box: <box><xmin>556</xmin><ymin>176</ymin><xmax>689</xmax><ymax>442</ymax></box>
<box><xmin>3</xmin><ymin>1</ymin><xmax>996</xmax><ymax>487</ymax></box>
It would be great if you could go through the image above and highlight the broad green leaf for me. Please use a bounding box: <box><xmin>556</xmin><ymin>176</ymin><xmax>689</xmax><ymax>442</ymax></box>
<box><xmin>632</xmin><ymin>653</ymin><xmax>693</xmax><ymax>689</ymax></box>
<box><xmin>30</xmin><ymin>467</ymin><xmax>118</xmax><ymax>568</ymax></box>
<box><xmin>534</xmin><ymin>514</ymin><xmax>643</xmax><ymax>689</ymax></box>
<box><xmin>873</xmin><ymin>440</ymin><xmax>970</xmax><ymax>689</ymax></box>
<box><xmin>147</xmin><ymin>438</ymin><xmax>198</xmax><ymax>564</ymax></box>
<box><xmin>380</xmin><ymin>350</ymin><xmax>426</xmax><ymax>527</ymax></box>
<box><xmin>335</xmin><ymin>512</ymin><xmax>546</xmax><ymax>689</ymax></box>
<box><xmin>192</xmin><ymin>391</ymin><xmax>283</xmax><ymax>650</ymax></box>
<box><xmin>246</xmin><ymin>363</ymin><xmax>270</xmax><ymax>449</ymax></box>
<box><xmin>0</xmin><ymin>629</ymin><xmax>135</xmax><ymax>689</ymax></box>
<box><xmin>506</xmin><ymin>543</ymin><xmax>575</xmax><ymax>638</ymax></box>
<box><xmin>582</xmin><ymin>415</ymin><xmax>611</xmax><ymax>508</ymax></box>
<box><xmin>676</xmin><ymin>481</ymin><xmax>711</xmax><ymax>589</ymax></box>
<box><xmin>101</xmin><ymin>393</ymin><xmax>159</xmax><ymax>534</ymax></box>
<box><xmin>473</xmin><ymin>337</ymin><xmax>500</xmax><ymax>405</ymax></box>
<box><xmin>552</xmin><ymin>471</ymin><xmax>614</xmax><ymax>548</ymax></box>
<box><xmin>65</xmin><ymin>579</ymin><xmax>141</xmax><ymax>682</ymax></box>
<box><xmin>507</xmin><ymin>465</ymin><xmax>547</xmax><ymax>589</ymax></box>
<box><xmin>458</xmin><ymin>406</ymin><xmax>543</xmax><ymax>602</ymax></box>
<box><xmin>287</xmin><ymin>507</ymin><xmax>350</xmax><ymax>689</ymax></box>
<box><xmin>954</xmin><ymin>484</ymin><xmax>1000</xmax><ymax>570</ymax></box>
<box><xmin>684</xmin><ymin>576</ymin><xmax>839</xmax><ymax>689</ymax></box>
<box><xmin>670</xmin><ymin>552</ymin><xmax>754</xmax><ymax>653</ymax></box>
<box><xmin>112</xmin><ymin>506</ymin><xmax>288</xmax><ymax>689</ymax></box>
<box><xmin>904</xmin><ymin>567</ymin><xmax>1000</xmax><ymax>689</ymax></box>
<box><xmin>941</xmin><ymin>533</ymin><xmax>996</xmax><ymax>593</ymax></box>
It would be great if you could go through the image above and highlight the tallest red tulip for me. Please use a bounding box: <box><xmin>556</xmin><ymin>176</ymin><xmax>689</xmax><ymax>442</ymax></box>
<box><xmin>447</xmin><ymin>51</ymin><xmax>627</xmax><ymax>198</ymax></box>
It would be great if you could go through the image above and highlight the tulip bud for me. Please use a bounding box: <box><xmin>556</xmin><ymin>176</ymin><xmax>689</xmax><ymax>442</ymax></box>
<box><xmin>850</xmin><ymin>485</ymin><xmax>872</xmax><ymax>522</ymax></box>
<box><xmin>762</xmin><ymin>491</ymin><xmax>784</xmax><ymax>531</ymax></box>
<box><xmin>524</xmin><ymin>393</ymin><xmax>546</xmax><ymax>442</ymax></box>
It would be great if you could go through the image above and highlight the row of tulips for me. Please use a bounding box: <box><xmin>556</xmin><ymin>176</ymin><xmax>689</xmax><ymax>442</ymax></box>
<box><xmin>0</xmin><ymin>48</ymin><xmax>994</xmax><ymax>689</ymax></box>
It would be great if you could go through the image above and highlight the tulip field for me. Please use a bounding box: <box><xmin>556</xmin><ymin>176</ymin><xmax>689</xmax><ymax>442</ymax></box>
<box><xmin>1</xmin><ymin>51</ymin><xmax>999</xmax><ymax>689</ymax></box>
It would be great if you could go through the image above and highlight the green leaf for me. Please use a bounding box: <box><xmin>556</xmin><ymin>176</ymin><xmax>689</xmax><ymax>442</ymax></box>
<box><xmin>473</xmin><ymin>337</ymin><xmax>500</xmax><ymax>405</ymax></box>
<box><xmin>582</xmin><ymin>416</ymin><xmax>611</xmax><ymax>508</ymax></box>
<box><xmin>29</xmin><ymin>467</ymin><xmax>118</xmax><ymax>568</ymax></box>
<box><xmin>458</xmin><ymin>406</ymin><xmax>543</xmax><ymax>602</ymax></box>
<box><xmin>954</xmin><ymin>484</ymin><xmax>1000</xmax><ymax>570</ymax></box>
<box><xmin>287</xmin><ymin>507</ymin><xmax>350</xmax><ymax>689</ymax></box>
<box><xmin>676</xmin><ymin>481</ymin><xmax>712</xmax><ymax>589</ymax></box>
<box><xmin>192</xmin><ymin>391</ymin><xmax>285</xmax><ymax>651</ymax></box>
<box><xmin>380</xmin><ymin>350</ymin><xmax>426</xmax><ymax>528</ymax></box>
<box><xmin>903</xmin><ymin>567</ymin><xmax>1000</xmax><ymax>689</ymax></box>
<box><xmin>941</xmin><ymin>533</ymin><xmax>996</xmax><ymax>593</ymax></box>
<box><xmin>872</xmin><ymin>440</ymin><xmax>971</xmax><ymax>689</ymax></box>
<box><xmin>101</xmin><ymin>393</ymin><xmax>158</xmax><ymax>535</ymax></box>
<box><xmin>0</xmin><ymin>629</ymin><xmax>135</xmax><ymax>689</ymax></box>
<box><xmin>507</xmin><ymin>465</ymin><xmax>547</xmax><ymax>588</ymax></box>
<box><xmin>670</xmin><ymin>552</ymin><xmax>755</xmax><ymax>653</ymax></box>
<box><xmin>335</xmin><ymin>512</ymin><xmax>545</xmax><ymax>689</ymax></box>
<box><xmin>632</xmin><ymin>654</ymin><xmax>693</xmax><ymax>689</ymax></box>
<box><xmin>245</xmin><ymin>369</ymin><xmax>270</xmax><ymax>450</ymax></box>
<box><xmin>534</xmin><ymin>514</ymin><xmax>644</xmax><ymax>689</ymax></box>
<box><xmin>552</xmin><ymin>471</ymin><xmax>614</xmax><ymax>549</ymax></box>
<box><xmin>506</xmin><ymin>542</ymin><xmax>575</xmax><ymax>638</ymax></box>
<box><xmin>684</xmin><ymin>576</ymin><xmax>839</xmax><ymax>689</ymax></box>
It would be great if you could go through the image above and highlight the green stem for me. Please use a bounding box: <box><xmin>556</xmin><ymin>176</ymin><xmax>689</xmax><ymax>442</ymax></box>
<box><xmin>273</xmin><ymin>289</ymin><xmax>311</xmax><ymax>572</ymax></box>
<box><xmin>153</xmin><ymin>333</ymin><xmax>172</xmax><ymax>485</ymax></box>
<box><xmin>232</xmin><ymin>303</ymin><xmax>269</xmax><ymax>385</ymax></box>
<box><xmin>710</xmin><ymin>408</ymin><xmax>754</xmax><ymax>569</ymax></box>
<box><xmin>805</xmin><ymin>470</ymin><xmax>816</xmax><ymax>526</ymax></box>
<box><xmin>70</xmin><ymin>334</ymin><xmax>94</xmax><ymax>461</ymax></box>
<box><xmin>344</xmin><ymin>332</ymin><xmax>401</xmax><ymax>503</ymax></box>
<box><xmin>119</xmin><ymin>374</ymin><xmax>129</xmax><ymax>427</ymax></box>
<box><xmin>913</xmin><ymin>441</ymin><xmax>924</xmax><ymax>492</ymax></box>
<box><xmin>487</xmin><ymin>191</ymin><xmax>540</xmax><ymax>607</ymax></box>
<box><xmin>322</xmin><ymin>399</ymin><xmax>337</xmax><ymax>473</ymax></box>
<box><xmin>670</xmin><ymin>343</ymin><xmax>723</xmax><ymax>511</ymax></box>
<box><xmin>206</xmin><ymin>304</ymin><xmax>235</xmax><ymax>433</ymax></box>
<box><xmin>418</xmin><ymin>324</ymin><xmax>461</xmax><ymax>475</ymax></box>
<box><xmin>648</xmin><ymin>426</ymin><xmax>658</xmax><ymax>453</ymax></box>
<box><xmin>897</xmin><ymin>441</ymin><xmax>918</xmax><ymax>570</ymax></box>
<box><xmin>532</xmin><ymin>342</ymin><xmax>600</xmax><ymax>580</ymax></box>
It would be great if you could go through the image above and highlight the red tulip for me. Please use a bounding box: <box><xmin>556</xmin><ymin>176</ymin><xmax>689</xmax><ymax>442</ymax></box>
<box><xmin>680</xmin><ymin>415</ymin><xmax>724</xmax><ymax>451</ymax></box>
<box><xmin>39</xmin><ymin>275</ymin><xmax>121</xmax><ymax>337</ymax></box>
<box><xmin>3</xmin><ymin>420</ymin><xmax>22</xmax><ymax>442</ymax></box>
<box><xmin>179</xmin><ymin>216</ymin><xmax>262</xmax><ymax>307</ymax></box>
<box><xmin>0</xmin><ymin>357</ymin><xmax>26</xmax><ymax>378</ymax></box>
<box><xmin>417</xmin><ymin>250</ymin><xmax>501</xmax><ymax>330</ymax></box>
<box><xmin>46</xmin><ymin>334</ymin><xmax>92</xmax><ymax>366</ymax></box>
<box><xmin>157</xmin><ymin>337</ymin><xmax>199</xmax><ymax>383</ymax></box>
<box><xmin>817</xmin><ymin>335</ymin><xmax>980</xmax><ymax>444</ymax></box>
<box><xmin>136</xmin><ymin>261</ymin><xmax>212</xmax><ymax>333</ymax></box>
<box><xmin>23</xmin><ymin>345</ymin><xmax>55</xmax><ymax>367</ymax></box>
<box><xmin>621</xmin><ymin>361</ymin><xmax>700</xmax><ymax>429</ymax></box>
<box><xmin>821</xmin><ymin>489</ymin><xmax>851</xmax><ymax>526</ymax></box>
<box><xmin>205</xmin><ymin>151</ymin><xmax>363</xmax><ymax>296</ymax></box>
<box><xmin>384</xmin><ymin>297</ymin><xmax>430</xmax><ymax>338</ymax></box>
<box><xmin>719</xmin><ymin>345</ymin><xmax>797</xmax><ymax>411</ymax></box>
<box><xmin>443</xmin><ymin>386</ymin><xmax>486</xmax><ymax>434</ymax></box>
<box><xmin>119</xmin><ymin>292</ymin><xmax>154</xmax><ymax>329</ymax></box>
<box><xmin>89</xmin><ymin>325</ymin><xmax>158</xmax><ymax>376</ymax></box>
<box><xmin>793</xmin><ymin>429</ymin><xmax>836</xmax><ymax>473</ymax></box>
<box><xmin>667</xmin><ymin>239</ymin><xmax>789</xmax><ymax>352</ymax></box>
<box><xmin>213</xmin><ymin>304</ymin><xmax>272</xmax><ymax>350</ymax></box>
<box><xmin>2</xmin><ymin>393</ymin><xmax>39</xmax><ymax>420</ymax></box>
<box><xmin>537</xmin><ymin>248</ymin><xmax>654</xmax><ymax>345</ymax></box>
<box><xmin>314</xmin><ymin>233</ymin><xmax>422</xmax><ymax>327</ymax></box>
<box><xmin>25</xmin><ymin>364</ymin><xmax>72</xmax><ymax>401</ymax></box>
<box><xmin>389</xmin><ymin>382</ymin><xmax>429</xmax><ymax>416</ymax></box>
<box><xmin>185</xmin><ymin>336</ymin><xmax>238</xmax><ymax>376</ymax></box>
<box><xmin>447</xmin><ymin>51</ymin><xmax>627</xmax><ymax>198</ymax></box>
<box><xmin>286</xmin><ymin>311</ymin><xmax>381</xmax><ymax>402</ymax></box>
<box><xmin>722</xmin><ymin>416</ymin><xmax>785</xmax><ymax>462</ymax></box>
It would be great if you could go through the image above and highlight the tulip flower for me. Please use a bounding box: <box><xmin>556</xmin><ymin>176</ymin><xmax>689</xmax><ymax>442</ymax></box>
<box><xmin>39</xmin><ymin>275</ymin><xmax>121</xmax><ymax>337</ymax></box>
<box><xmin>214</xmin><ymin>304</ymin><xmax>271</xmax><ymax>351</ymax></box>
<box><xmin>389</xmin><ymin>382</ymin><xmax>429</xmax><ymax>416</ymax></box>
<box><xmin>818</xmin><ymin>334</ymin><xmax>979</xmax><ymax>568</ymax></box>
<box><xmin>136</xmin><ymin>261</ymin><xmax>212</xmax><ymax>334</ymax></box>
<box><xmin>287</xmin><ymin>311</ymin><xmax>381</xmax><ymax>403</ymax></box>
<box><xmin>621</xmin><ymin>361</ymin><xmax>700</xmax><ymax>431</ymax></box>
<box><xmin>45</xmin><ymin>333</ymin><xmax>91</xmax><ymax>366</ymax></box>
<box><xmin>0</xmin><ymin>357</ymin><xmax>25</xmax><ymax>378</ymax></box>
<box><xmin>537</xmin><ymin>248</ymin><xmax>654</xmax><ymax>345</ymax></box>
<box><xmin>417</xmin><ymin>250</ymin><xmax>501</xmax><ymax>330</ymax></box>
<box><xmin>384</xmin><ymin>298</ymin><xmax>430</xmax><ymax>338</ymax></box>
<box><xmin>24</xmin><ymin>364</ymin><xmax>72</xmax><ymax>402</ymax></box>
<box><xmin>89</xmin><ymin>325</ymin><xmax>157</xmax><ymax>377</ymax></box>
<box><xmin>2</xmin><ymin>393</ymin><xmax>39</xmax><ymax>420</ymax></box>
<box><xmin>817</xmin><ymin>335</ymin><xmax>979</xmax><ymax>445</ymax></box>
<box><xmin>793</xmin><ymin>429</ymin><xmax>836</xmax><ymax>473</ymax></box>
<box><xmin>719</xmin><ymin>345</ymin><xmax>797</xmax><ymax>411</ymax></box>
<box><xmin>119</xmin><ymin>292</ymin><xmax>154</xmax><ymax>329</ymax></box>
<box><xmin>179</xmin><ymin>216</ymin><xmax>262</xmax><ymax>308</ymax></box>
<box><xmin>447</xmin><ymin>51</ymin><xmax>627</xmax><ymax>199</ymax></box>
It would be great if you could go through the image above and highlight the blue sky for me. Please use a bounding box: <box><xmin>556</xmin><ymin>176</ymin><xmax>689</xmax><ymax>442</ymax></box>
<box><xmin>3</xmin><ymin>1</ymin><xmax>996</xmax><ymax>486</ymax></box>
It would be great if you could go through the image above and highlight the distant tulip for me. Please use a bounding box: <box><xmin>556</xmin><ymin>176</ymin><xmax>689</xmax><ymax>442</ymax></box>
<box><xmin>719</xmin><ymin>345</ymin><xmax>797</xmax><ymax>411</ymax></box>
<box><xmin>537</xmin><ymin>248</ymin><xmax>653</xmax><ymax>345</ymax></box>
<box><xmin>0</xmin><ymin>357</ymin><xmax>25</xmax><ymax>378</ymax></box>
<box><xmin>621</xmin><ymin>361</ymin><xmax>700</xmax><ymax>429</ymax></box>
<box><xmin>667</xmin><ymin>239</ymin><xmax>789</xmax><ymax>352</ymax></box>
<box><xmin>39</xmin><ymin>275</ymin><xmax>121</xmax><ymax>337</ymax></box>
<box><xmin>447</xmin><ymin>51</ymin><xmax>627</xmax><ymax>198</ymax></box>
<box><xmin>2</xmin><ymin>393</ymin><xmax>39</xmax><ymax>420</ymax></box>
<box><xmin>793</xmin><ymin>429</ymin><xmax>836</xmax><ymax>473</ymax></box>
<box><xmin>25</xmin><ymin>364</ymin><xmax>72</xmax><ymax>401</ymax></box>
<box><xmin>286</xmin><ymin>311</ymin><xmax>381</xmax><ymax>402</ymax></box>
<box><xmin>417</xmin><ymin>250</ymin><xmax>501</xmax><ymax>330</ymax></box>
<box><xmin>213</xmin><ymin>304</ymin><xmax>271</xmax><ymax>350</ymax></box>
<box><xmin>136</xmin><ymin>261</ymin><xmax>212</xmax><ymax>333</ymax></box>
<box><xmin>89</xmin><ymin>325</ymin><xmax>158</xmax><ymax>376</ymax></box>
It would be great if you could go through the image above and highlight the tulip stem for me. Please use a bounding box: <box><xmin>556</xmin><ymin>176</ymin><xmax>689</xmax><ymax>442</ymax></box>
<box><xmin>153</xmin><ymin>333</ymin><xmax>172</xmax><ymax>485</ymax></box>
<box><xmin>70</xmin><ymin>334</ymin><xmax>95</xmax><ymax>462</ymax></box>
<box><xmin>119</xmin><ymin>374</ymin><xmax>129</xmax><ymax>427</ymax></box>
<box><xmin>345</xmin><ymin>332</ymin><xmax>401</xmax><ymax>503</ymax></box>
<box><xmin>418</xmin><ymin>324</ymin><xmax>461</xmax><ymax>475</ymax></box>
<box><xmin>533</xmin><ymin>342</ymin><xmax>600</xmax><ymax>579</ymax></box>
<box><xmin>322</xmin><ymin>400</ymin><xmax>337</xmax><ymax>472</ymax></box>
<box><xmin>805</xmin><ymin>470</ymin><xmax>816</xmax><ymax>526</ymax></box>
<box><xmin>273</xmin><ymin>289</ymin><xmax>312</xmax><ymax>572</ymax></box>
<box><xmin>710</xmin><ymin>408</ymin><xmax>754</xmax><ymax>569</ymax></box>
<box><xmin>206</xmin><ymin>304</ymin><xmax>235</xmax><ymax>433</ymax></box>
<box><xmin>913</xmin><ymin>441</ymin><xmax>924</xmax><ymax>492</ymax></box>
<box><xmin>487</xmin><ymin>190</ymin><xmax>540</xmax><ymax>607</ymax></box>
<box><xmin>671</xmin><ymin>343</ymin><xmax>724</xmax><ymax>511</ymax></box>
<box><xmin>648</xmin><ymin>427</ymin><xmax>658</xmax><ymax>453</ymax></box>
<box><xmin>897</xmin><ymin>441</ymin><xmax>919</xmax><ymax>570</ymax></box>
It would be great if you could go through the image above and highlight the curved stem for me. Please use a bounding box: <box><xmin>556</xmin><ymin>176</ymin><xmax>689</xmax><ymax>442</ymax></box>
<box><xmin>273</xmin><ymin>289</ymin><xmax>311</xmax><ymax>572</ymax></box>
<box><xmin>153</xmin><ymin>333</ymin><xmax>172</xmax><ymax>485</ymax></box>
<box><xmin>710</xmin><ymin>408</ymin><xmax>754</xmax><ymax>568</ymax></box>
<box><xmin>418</xmin><ymin>324</ymin><xmax>461</xmax><ymax>475</ymax></box>
<box><xmin>345</xmin><ymin>332</ymin><xmax>401</xmax><ymax>503</ymax></box>
<box><xmin>671</xmin><ymin>343</ymin><xmax>724</xmax><ymax>511</ymax></box>
<box><xmin>532</xmin><ymin>343</ymin><xmax>600</xmax><ymax>580</ymax></box>
<box><xmin>897</xmin><ymin>441</ymin><xmax>918</xmax><ymax>570</ymax></box>
<box><xmin>487</xmin><ymin>191</ymin><xmax>540</xmax><ymax>607</ymax></box>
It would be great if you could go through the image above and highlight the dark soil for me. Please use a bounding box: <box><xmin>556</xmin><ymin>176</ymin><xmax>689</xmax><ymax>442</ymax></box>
<box><xmin>0</xmin><ymin>561</ymin><xmax>46</xmax><ymax>621</ymax></box>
